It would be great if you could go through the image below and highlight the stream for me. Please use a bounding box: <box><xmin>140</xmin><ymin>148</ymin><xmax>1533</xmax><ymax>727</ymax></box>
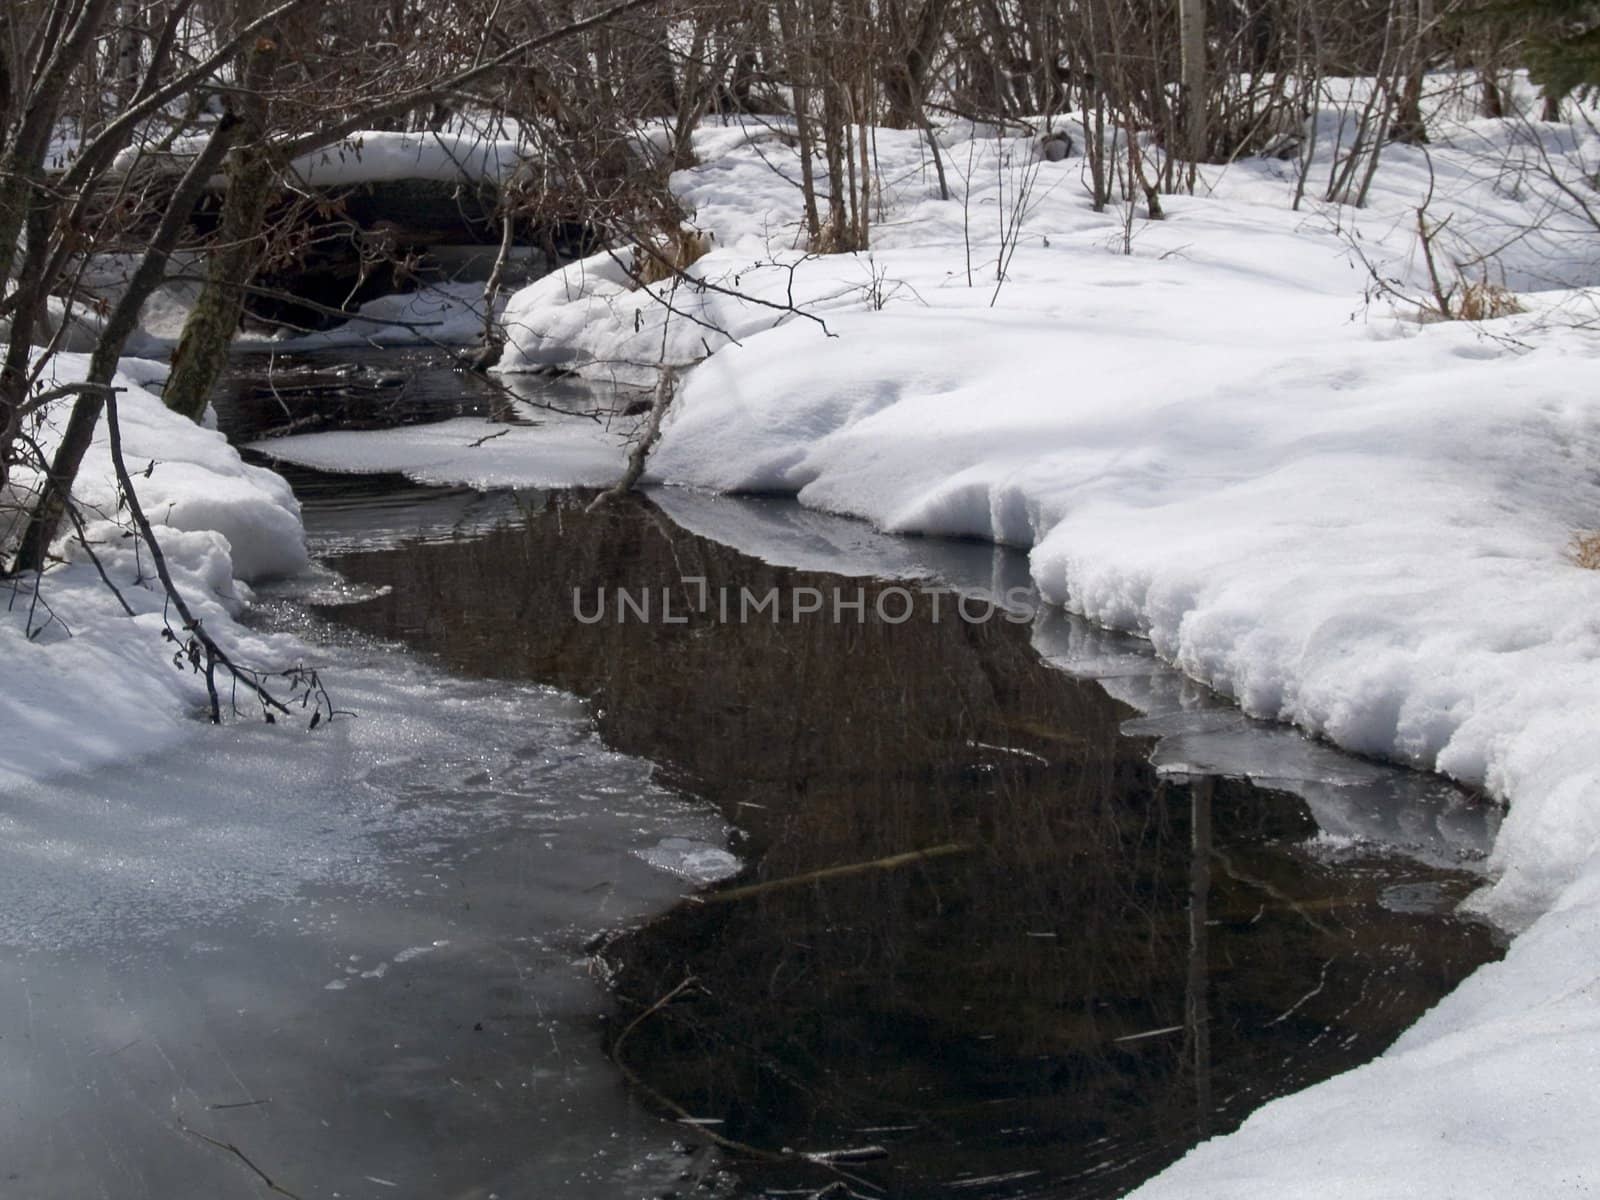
<box><xmin>0</xmin><ymin>351</ymin><xmax>1505</xmax><ymax>1200</ymax></box>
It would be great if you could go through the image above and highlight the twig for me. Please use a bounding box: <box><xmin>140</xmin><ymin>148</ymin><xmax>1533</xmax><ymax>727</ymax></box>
<box><xmin>697</xmin><ymin>842</ymin><xmax>969</xmax><ymax>905</ymax></box>
<box><xmin>103</xmin><ymin>388</ymin><xmax>294</xmax><ymax>724</ymax></box>
<box><xmin>607</xmin><ymin>976</ymin><xmax>885</xmax><ymax>1193</ymax></box>
<box><xmin>587</xmin><ymin>365</ymin><xmax>674</xmax><ymax>510</ymax></box>
<box><xmin>63</xmin><ymin>495</ymin><xmax>136</xmax><ymax>617</ymax></box>
<box><xmin>178</xmin><ymin>1119</ymin><xmax>304</xmax><ymax>1199</ymax></box>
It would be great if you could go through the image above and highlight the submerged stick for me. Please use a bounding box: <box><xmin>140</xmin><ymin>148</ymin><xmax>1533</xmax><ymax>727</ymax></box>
<box><xmin>609</xmin><ymin>976</ymin><xmax>783</xmax><ymax>1164</ymax></box>
<box><xmin>607</xmin><ymin>975</ymin><xmax>885</xmax><ymax>1193</ymax></box>
<box><xmin>178</xmin><ymin>1120</ymin><xmax>304</xmax><ymax>1199</ymax></box>
<box><xmin>698</xmin><ymin>843</ymin><xmax>970</xmax><ymax>905</ymax></box>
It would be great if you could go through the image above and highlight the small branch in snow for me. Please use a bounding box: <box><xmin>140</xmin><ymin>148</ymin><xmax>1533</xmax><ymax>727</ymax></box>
<box><xmin>587</xmin><ymin>365</ymin><xmax>675</xmax><ymax>510</ymax></box>
<box><xmin>102</xmin><ymin>388</ymin><xmax>346</xmax><ymax>728</ymax></box>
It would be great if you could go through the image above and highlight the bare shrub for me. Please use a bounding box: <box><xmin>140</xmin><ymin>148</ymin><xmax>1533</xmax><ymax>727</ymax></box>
<box><xmin>1569</xmin><ymin>531</ymin><xmax>1600</xmax><ymax>570</ymax></box>
<box><xmin>633</xmin><ymin>226</ymin><xmax>716</xmax><ymax>286</ymax></box>
<box><xmin>1451</xmin><ymin>278</ymin><xmax>1524</xmax><ymax>321</ymax></box>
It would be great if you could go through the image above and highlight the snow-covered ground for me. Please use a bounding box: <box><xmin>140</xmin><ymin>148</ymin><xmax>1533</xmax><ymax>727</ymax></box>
<box><xmin>256</xmin><ymin>84</ymin><xmax>1600</xmax><ymax>1194</ymax></box>
<box><xmin>0</xmin><ymin>355</ymin><xmax>308</xmax><ymax>788</ymax></box>
<box><xmin>9</xmin><ymin>71</ymin><xmax>1600</xmax><ymax>1195</ymax></box>
<box><xmin>0</xmin><ymin>485</ymin><xmax>734</xmax><ymax>1197</ymax></box>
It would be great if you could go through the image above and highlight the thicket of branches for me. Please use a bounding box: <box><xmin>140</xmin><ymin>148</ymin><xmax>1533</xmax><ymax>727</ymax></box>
<box><xmin>0</xmin><ymin>0</ymin><xmax>1581</xmax><ymax>715</ymax></box>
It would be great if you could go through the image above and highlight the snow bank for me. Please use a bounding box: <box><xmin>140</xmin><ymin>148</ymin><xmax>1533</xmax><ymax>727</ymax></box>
<box><xmin>83</xmin><ymin>359</ymin><xmax>308</xmax><ymax>582</ymax></box>
<box><xmin>617</xmin><ymin>101</ymin><xmax>1600</xmax><ymax>917</ymax></box>
<box><xmin>495</xmin><ymin>238</ymin><xmax>860</xmax><ymax>386</ymax></box>
<box><xmin>655</xmin><ymin>302</ymin><xmax>1600</xmax><ymax>915</ymax></box>
<box><xmin>285</xmin><ymin>130</ymin><xmax>523</xmax><ymax>188</ymax></box>
<box><xmin>259</xmin><ymin>410</ymin><xmax>629</xmax><ymax>490</ymax></box>
<box><xmin>246</xmin><ymin>282</ymin><xmax>495</xmax><ymax>351</ymax></box>
<box><xmin>0</xmin><ymin>353</ymin><xmax>308</xmax><ymax>788</ymax></box>
<box><xmin>112</xmin><ymin>129</ymin><xmax>525</xmax><ymax>189</ymax></box>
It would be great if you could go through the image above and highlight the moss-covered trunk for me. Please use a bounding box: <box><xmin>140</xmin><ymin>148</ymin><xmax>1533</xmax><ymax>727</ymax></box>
<box><xmin>160</xmin><ymin>38</ymin><xmax>278</xmax><ymax>424</ymax></box>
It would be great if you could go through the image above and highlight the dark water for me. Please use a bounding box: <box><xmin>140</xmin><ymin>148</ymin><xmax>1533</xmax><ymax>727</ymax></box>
<box><xmin>297</xmin><ymin>483</ymin><xmax>1505</xmax><ymax>1200</ymax></box>
<box><xmin>215</xmin><ymin>346</ymin><xmax>626</xmax><ymax>443</ymax></box>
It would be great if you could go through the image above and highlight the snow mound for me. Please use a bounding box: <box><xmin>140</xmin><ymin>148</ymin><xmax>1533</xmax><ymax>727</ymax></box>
<box><xmin>285</xmin><ymin>130</ymin><xmax>523</xmax><ymax>187</ymax></box>
<box><xmin>495</xmin><ymin>244</ymin><xmax>862</xmax><ymax>387</ymax></box>
<box><xmin>84</xmin><ymin>360</ymin><xmax>309</xmax><ymax>582</ymax></box>
<box><xmin>257</xmin><ymin>410</ymin><xmax>631</xmax><ymax>491</ymax></box>
<box><xmin>111</xmin><ymin>129</ymin><xmax>525</xmax><ymax>189</ymax></box>
<box><xmin>1</xmin><ymin>353</ymin><xmax>309</xmax><ymax>788</ymax></box>
<box><xmin>248</xmin><ymin>282</ymin><xmax>496</xmax><ymax>351</ymax></box>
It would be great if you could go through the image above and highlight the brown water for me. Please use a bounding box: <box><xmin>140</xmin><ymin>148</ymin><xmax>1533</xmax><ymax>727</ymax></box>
<box><xmin>309</xmin><ymin>485</ymin><xmax>1504</xmax><ymax>1200</ymax></box>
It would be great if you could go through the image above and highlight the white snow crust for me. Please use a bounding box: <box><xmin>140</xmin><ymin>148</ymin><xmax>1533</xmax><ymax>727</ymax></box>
<box><xmin>1</xmin><ymin>355</ymin><xmax>307</xmax><ymax>787</ymax></box>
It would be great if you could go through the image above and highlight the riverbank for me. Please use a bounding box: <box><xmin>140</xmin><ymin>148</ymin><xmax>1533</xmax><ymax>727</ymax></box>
<box><xmin>0</xmin><ymin>474</ymin><xmax>734</xmax><ymax>1198</ymax></box>
<box><xmin>0</xmin><ymin>354</ymin><xmax>309</xmax><ymax>788</ymax></box>
<box><xmin>626</xmin><ymin>109</ymin><xmax>1600</xmax><ymax>1197</ymax></box>
<box><xmin>8</xmin><ymin>82</ymin><xmax>1600</xmax><ymax>1194</ymax></box>
<box><xmin>261</xmin><ymin>97</ymin><xmax>1600</xmax><ymax>1193</ymax></box>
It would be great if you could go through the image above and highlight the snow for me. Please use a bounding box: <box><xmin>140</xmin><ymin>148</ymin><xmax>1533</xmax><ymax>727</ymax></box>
<box><xmin>259</xmin><ymin>408</ymin><xmax>632</xmax><ymax>490</ymax></box>
<box><xmin>244</xmin><ymin>281</ymin><xmax>499</xmax><ymax>350</ymax></box>
<box><xmin>268</xmin><ymin>83</ymin><xmax>1600</xmax><ymax>1195</ymax></box>
<box><xmin>0</xmin><ymin>353</ymin><xmax>308</xmax><ymax>789</ymax></box>
<box><xmin>12</xmin><ymin>71</ymin><xmax>1600</xmax><ymax>1197</ymax></box>
<box><xmin>284</xmin><ymin>130</ymin><xmax>525</xmax><ymax>188</ymax></box>
<box><xmin>112</xmin><ymin>129</ymin><xmax>526</xmax><ymax>188</ymax></box>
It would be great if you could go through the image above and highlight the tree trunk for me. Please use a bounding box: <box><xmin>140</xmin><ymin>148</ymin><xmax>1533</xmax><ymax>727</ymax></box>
<box><xmin>1391</xmin><ymin>0</ymin><xmax>1430</xmax><ymax>145</ymax></box>
<box><xmin>115</xmin><ymin>0</ymin><xmax>143</xmax><ymax>105</ymax></box>
<box><xmin>0</xmin><ymin>202</ymin><xmax>54</xmax><ymax>496</ymax></box>
<box><xmin>1480</xmin><ymin>64</ymin><xmax>1505</xmax><ymax>119</ymax></box>
<box><xmin>160</xmin><ymin>37</ymin><xmax>279</xmax><ymax>424</ymax></box>
<box><xmin>881</xmin><ymin>0</ymin><xmax>949</xmax><ymax>129</ymax></box>
<box><xmin>775</xmin><ymin>0</ymin><xmax>822</xmax><ymax>244</ymax></box>
<box><xmin>1179</xmin><ymin>0</ymin><xmax>1207</xmax><ymax>177</ymax></box>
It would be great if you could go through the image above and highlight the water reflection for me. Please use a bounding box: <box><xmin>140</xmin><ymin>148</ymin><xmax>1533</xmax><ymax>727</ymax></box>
<box><xmin>316</xmin><ymin>489</ymin><xmax>1502</xmax><ymax>1200</ymax></box>
<box><xmin>214</xmin><ymin>346</ymin><xmax>627</xmax><ymax>443</ymax></box>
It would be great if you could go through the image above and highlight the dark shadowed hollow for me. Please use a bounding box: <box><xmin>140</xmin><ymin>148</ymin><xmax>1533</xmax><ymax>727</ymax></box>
<box><xmin>307</xmin><ymin>485</ymin><xmax>1504</xmax><ymax>1200</ymax></box>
